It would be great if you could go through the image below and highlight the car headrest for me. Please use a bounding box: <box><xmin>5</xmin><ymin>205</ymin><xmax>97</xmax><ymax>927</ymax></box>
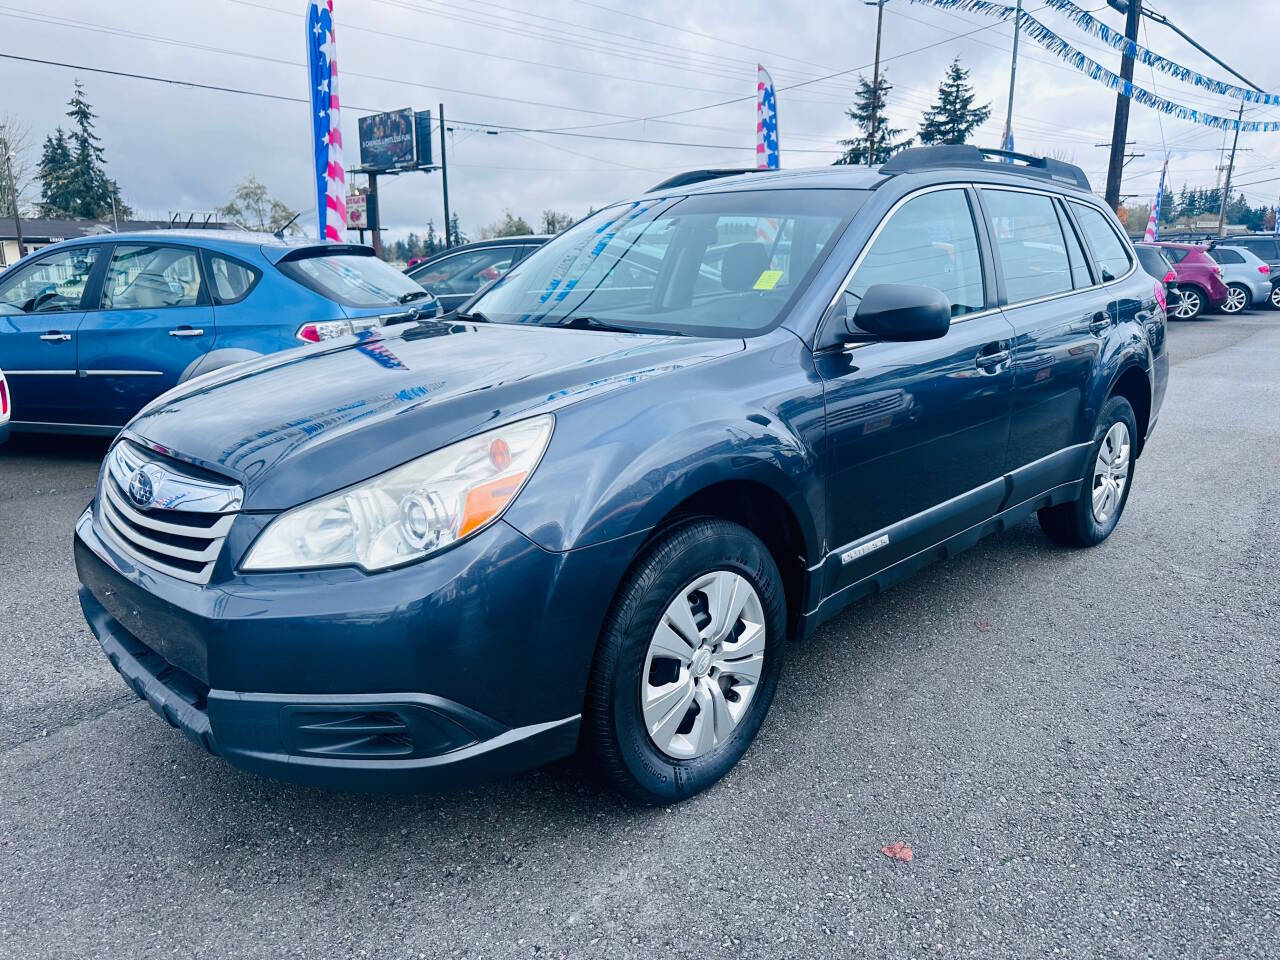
<box><xmin>721</xmin><ymin>242</ymin><xmax>771</xmax><ymax>292</ymax></box>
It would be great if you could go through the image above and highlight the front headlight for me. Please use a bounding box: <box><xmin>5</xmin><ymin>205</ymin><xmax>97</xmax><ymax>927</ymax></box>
<box><xmin>242</xmin><ymin>414</ymin><xmax>553</xmax><ymax>572</ymax></box>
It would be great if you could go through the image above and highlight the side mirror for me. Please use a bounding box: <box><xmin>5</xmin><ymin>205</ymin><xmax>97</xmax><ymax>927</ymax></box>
<box><xmin>850</xmin><ymin>283</ymin><xmax>952</xmax><ymax>342</ymax></box>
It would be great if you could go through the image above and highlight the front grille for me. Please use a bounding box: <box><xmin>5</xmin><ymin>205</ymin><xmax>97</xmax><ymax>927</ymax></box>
<box><xmin>96</xmin><ymin>441</ymin><xmax>242</xmax><ymax>585</ymax></box>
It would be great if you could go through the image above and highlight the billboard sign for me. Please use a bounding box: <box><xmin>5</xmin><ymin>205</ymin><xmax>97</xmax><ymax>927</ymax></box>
<box><xmin>414</xmin><ymin>110</ymin><xmax>434</xmax><ymax>168</ymax></box>
<box><xmin>358</xmin><ymin>108</ymin><xmax>415</xmax><ymax>170</ymax></box>
<box><xmin>346</xmin><ymin>192</ymin><xmax>368</xmax><ymax>229</ymax></box>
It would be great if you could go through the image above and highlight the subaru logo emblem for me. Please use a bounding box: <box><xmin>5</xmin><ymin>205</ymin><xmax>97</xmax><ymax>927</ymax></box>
<box><xmin>128</xmin><ymin>466</ymin><xmax>157</xmax><ymax>509</ymax></box>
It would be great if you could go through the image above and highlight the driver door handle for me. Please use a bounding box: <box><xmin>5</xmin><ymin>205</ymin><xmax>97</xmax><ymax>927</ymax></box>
<box><xmin>168</xmin><ymin>327</ymin><xmax>205</xmax><ymax>338</ymax></box>
<box><xmin>40</xmin><ymin>331</ymin><xmax>72</xmax><ymax>342</ymax></box>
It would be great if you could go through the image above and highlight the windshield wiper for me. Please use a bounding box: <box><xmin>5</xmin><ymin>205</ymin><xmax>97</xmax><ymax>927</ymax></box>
<box><xmin>456</xmin><ymin>310</ymin><xmax>494</xmax><ymax>324</ymax></box>
<box><xmin>558</xmin><ymin>316</ymin><xmax>638</xmax><ymax>334</ymax></box>
<box><xmin>398</xmin><ymin>290</ymin><xmax>433</xmax><ymax>303</ymax></box>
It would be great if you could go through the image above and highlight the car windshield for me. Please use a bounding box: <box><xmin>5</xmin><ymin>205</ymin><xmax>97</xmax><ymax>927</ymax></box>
<box><xmin>279</xmin><ymin>251</ymin><xmax>429</xmax><ymax>308</ymax></box>
<box><xmin>467</xmin><ymin>189</ymin><xmax>865</xmax><ymax>337</ymax></box>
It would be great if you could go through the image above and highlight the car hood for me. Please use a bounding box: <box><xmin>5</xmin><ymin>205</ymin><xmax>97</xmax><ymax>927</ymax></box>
<box><xmin>124</xmin><ymin>319</ymin><xmax>741</xmax><ymax>509</ymax></box>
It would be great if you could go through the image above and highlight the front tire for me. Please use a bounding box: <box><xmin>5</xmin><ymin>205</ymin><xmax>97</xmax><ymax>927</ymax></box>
<box><xmin>1221</xmin><ymin>283</ymin><xmax>1250</xmax><ymax>314</ymax></box>
<box><xmin>1171</xmin><ymin>286</ymin><xmax>1203</xmax><ymax>320</ymax></box>
<box><xmin>585</xmin><ymin>519</ymin><xmax>787</xmax><ymax>805</ymax></box>
<box><xmin>1038</xmin><ymin>395</ymin><xmax>1138</xmax><ymax>548</ymax></box>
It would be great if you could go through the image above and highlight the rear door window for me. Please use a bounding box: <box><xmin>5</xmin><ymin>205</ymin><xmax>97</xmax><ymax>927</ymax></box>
<box><xmin>982</xmin><ymin>189</ymin><xmax>1073</xmax><ymax>302</ymax></box>
<box><xmin>1068</xmin><ymin>203</ymin><xmax>1134</xmax><ymax>282</ymax></box>
<box><xmin>102</xmin><ymin>245</ymin><xmax>204</xmax><ymax>309</ymax></box>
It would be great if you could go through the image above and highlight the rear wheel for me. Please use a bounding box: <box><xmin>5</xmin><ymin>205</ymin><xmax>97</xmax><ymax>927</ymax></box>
<box><xmin>1038</xmin><ymin>395</ymin><xmax>1138</xmax><ymax>548</ymax></box>
<box><xmin>1171</xmin><ymin>286</ymin><xmax>1203</xmax><ymax>320</ymax></box>
<box><xmin>1270</xmin><ymin>284</ymin><xmax>1280</xmax><ymax>310</ymax></box>
<box><xmin>1221</xmin><ymin>284</ymin><xmax>1250</xmax><ymax>314</ymax></box>
<box><xmin>585</xmin><ymin>519</ymin><xmax>787</xmax><ymax>804</ymax></box>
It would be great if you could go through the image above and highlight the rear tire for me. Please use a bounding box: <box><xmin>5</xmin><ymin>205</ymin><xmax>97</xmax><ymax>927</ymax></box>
<box><xmin>1221</xmin><ymin>284</ymin><xmax>1250</xmax><ymax>314</ymax></box>
<box><xmin>1038</xmin><ymin>395</ymin><xmax>1138</xmax><ymax>548</ymax></box>
<box><xmin>1170</xmin><ymin>286</ymin><xmax>1203</xmax><ymax>320</ymax></box>
<box><xmin>585</xmin><ymin>519</ymin><xmax>787</xmax><ymax>805</ymax></box>
<box><xmin>1269</xmin><ymin>284</ymin><xmax>1280</xmax><ymax>310</ymax></box>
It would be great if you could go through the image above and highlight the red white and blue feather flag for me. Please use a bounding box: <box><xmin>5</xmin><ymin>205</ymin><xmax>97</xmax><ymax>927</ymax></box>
<box><xmin>756</xmin><ymin>65</ymin><xmax>779</xmax><ymax>169</ymax></box>
<box><xmin>1143</xmin><ymin>154</ymin><xmax>1169</xmax><ymax>242</ymax></box>
<box><xmin>307</xmin><ymin>0</ymin><xmax>345</xmax><ymax>242</ymax></box>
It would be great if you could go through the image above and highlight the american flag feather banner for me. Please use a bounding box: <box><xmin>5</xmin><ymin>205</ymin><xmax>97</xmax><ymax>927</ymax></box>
<box><xmin>756</xmin><ymin>65</ymin><xmax>779</xmax><ymax>170</ymax></box>
<box><xmin>1144</xmin><ymin>155</ymin><xmax>1168</xmax><ymax>243</ymax></box>
<box><xmin>307</xmin><ymin>0</ymin><xmax>345</xmax><ymax>242</ymax></box>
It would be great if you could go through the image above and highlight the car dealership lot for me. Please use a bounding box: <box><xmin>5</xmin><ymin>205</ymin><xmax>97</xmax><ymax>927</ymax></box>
<box><xmin>2</xmin><ymin>315</ymin><xmax>1278</xmax><ymax>958</ymax></box>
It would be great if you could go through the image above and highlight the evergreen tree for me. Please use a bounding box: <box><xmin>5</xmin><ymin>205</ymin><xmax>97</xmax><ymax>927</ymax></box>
<box><xmin>917</xmin><ymin>59</ymin><xmax>991</xmax><ymax>146</ymax></box>
<box><xmin>55</xmin><ymin>80</ymin><xmax>130</xmax><ymax>219</ymax></box>
<box><xmin>835</xmin><ymin>74</ymin><xmax>913</xmax><ymax>166</ymax></box>
<box><xmin>37</xmin><ymin>128</ymin><xmax>75</xmax><ymax>217</ymax></box>
<box><xmin>1176</xmin><ymin>183</ymin><xmax>1189</xmax><ymax>220</ymax></box>
<box><xmin>448</xmin><ymin>212</ymin><xmax>468</xmax><ymax>246</ymax></box>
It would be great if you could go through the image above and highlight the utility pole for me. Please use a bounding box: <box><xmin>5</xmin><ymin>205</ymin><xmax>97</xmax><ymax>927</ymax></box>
<box><xmin>1001</xmin><ymin>0</ymin><xmax>1022</xmax><ymax>153</ymax></box>
<box><xmin>1103</xmin><ymin>0</ymin><xmax>1142</xmax><ymax>212</ymax></box>
<box><xmin>366</xmin><ymin>172</ymin><xmax>382</xmax><ymax>257</ymax></box>
<box><xmin>1108</xmin><ymin>2</ymin><xmax>1264</xmax><ymax>233</ymax></box>
<box><xmin>866</xmin><ymin>0</ymin><xmax>886</xmax><ymax>169</ymax></box>
<box><xmin>0</xmin><ymin>136</ymin><xmax>25</xmax><ymax>259</ymax></box>
<box><xmin>1215</xmin><ymin>102</ymin><xmax>1244</xmax><ymax>237</ymax></box>
<box><xmin>439</xmin><ymin>102</ymin><xmax>452</xmax><ymax>249</ymax></box>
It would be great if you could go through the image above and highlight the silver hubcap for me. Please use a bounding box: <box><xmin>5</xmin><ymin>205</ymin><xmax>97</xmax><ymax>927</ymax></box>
<box><xmin>1223</xmin><ymin>286</ymin><xmax>1248</xmax><ymax>313</ymax></box>
<box><xmin>1173</xmin><ymin>289</ymin><xmax>1200</xmax><ymax>319</ymax></box>
<box><xmin>1092</xmin><ymin>421</ymin><xmax>1131</xmax><ymax>525</ymax></box>
<box><xmin>1271</xmin><ymin>285</ymin><xmax>1280</xmax><ymax>308</ymax></box>
<box><xmin>641</xmin><ymin>570</ymin><xmax>766</xmax><ymax>760</ymax></box>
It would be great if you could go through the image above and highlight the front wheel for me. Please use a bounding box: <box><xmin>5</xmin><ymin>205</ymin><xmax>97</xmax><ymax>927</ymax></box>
<box><xmin>1038</xmin><ymin>395</ymin><xmax>1138</xmax><ymax>548</ymax></box>
<box><xmin>1221</xmin><ymin>283</ymin><xmax>1251</xmax><ymax>314</ymax></box>
<box><xmin>585</xmin><ymin>519</ymin><xmax>787</xmax><ymax>804</ymax></box>
<box><xmin>1170</xmin><ymin>286</ymin><xmax>1203</xmax><ymax>320</ymax></box>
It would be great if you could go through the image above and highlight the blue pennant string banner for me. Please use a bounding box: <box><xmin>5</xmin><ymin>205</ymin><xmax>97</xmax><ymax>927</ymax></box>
<box><xmin>908</xmin><ymin>0</ymin><xmax>1280</xmax><ymax>132</ymax></box>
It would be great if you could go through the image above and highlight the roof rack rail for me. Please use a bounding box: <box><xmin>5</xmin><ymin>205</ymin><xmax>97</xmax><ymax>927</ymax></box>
<box><xmin>880</xmin><ymin>145</ymin><xmax>1091</xmax><ymax>192</ymax></box>
<box><xmin>646</xmin><ymin>168</ymin><xmax>767</xmax><ymax>193</ymax></box>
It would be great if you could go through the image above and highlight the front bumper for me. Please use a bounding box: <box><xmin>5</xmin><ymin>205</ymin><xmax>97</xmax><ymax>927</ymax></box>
<box><xmin>75</xmin><ymin>507</ymin><xmax>637</xmax><ymax>791</ymax></box>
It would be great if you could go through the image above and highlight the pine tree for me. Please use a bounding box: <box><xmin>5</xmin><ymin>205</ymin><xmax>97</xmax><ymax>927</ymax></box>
<box><xmin>917</xmin><ymin>59</ymin><xmax>991</xmax><ymax>146</ymax></box>
<box><xmin>37</xmin><ymin>128</ymin><xmax>75</xmax><ymax>217</ymax></box>
<box><xmin>54</xmin><ymin>80</ymin><xmax>130</xmax><ymax>219</ymax></box>
<box><xmin>835</xmin><ymin>74</ymin><xmax>913</xmax><ymax>166</ymax></box>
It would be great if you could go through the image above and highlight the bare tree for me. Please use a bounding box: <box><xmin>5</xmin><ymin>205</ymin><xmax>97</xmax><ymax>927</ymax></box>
<box><xmin>219</xmin><ymin>175</ymin><xmax>300</xmax><ymax>235</ymax></box>
<box><xmin>0</xmin><ymin>114</ymin><xmax>36</xmax><ymax>258</ymax></box>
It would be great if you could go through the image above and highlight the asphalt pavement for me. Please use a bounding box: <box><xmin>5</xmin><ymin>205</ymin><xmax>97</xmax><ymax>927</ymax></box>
<box><xmin>2</xmin><ymin>312</ymin><xmax>1278</xmax><ymax>959</ymax></box>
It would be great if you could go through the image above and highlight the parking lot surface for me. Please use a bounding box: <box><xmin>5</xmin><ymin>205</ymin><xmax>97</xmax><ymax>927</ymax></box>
<box><xmin>2</xmin><ymin>313</ymin><xmax>1278</xmax><ymax>959</ymax></box>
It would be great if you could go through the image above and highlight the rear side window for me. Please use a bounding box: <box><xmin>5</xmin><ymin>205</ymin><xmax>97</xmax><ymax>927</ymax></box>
<box><xmin>102</xmin><ymin>244</ymin><xmax>203</xmax><ymax>309</ymax></box>
<box><xmin>983</xmin><ymin>189</ymin><xmax>1072</xmax><ymax>302</ymax></box>
<box><xmin>1165</xmin><ymin>247</ymin><xmax>1190</xmax><ymax>263</ymax></box>
<box><xmin>1236</xmin><ymin>237</ymin><xmax>1278</xmax><ymax>259</ymax></box>
<box><xmin>1210</xmin><ymin>248</ymin><xmax>1243</xmax><ymax>265</ymax></box>
<box><xmin>845</xmin><ymin>188</ymin><xmax>985</xmax><ymax>318</ymax></box>
<box><xmin>1069</xmin><ymin>203</ymin><xmax>1133</xmax><ymax>282</ymax></box>
<box><xmin>206</xmin><ymin>253</ymin><xmax>261</xmax><ymax>304</ymax></box>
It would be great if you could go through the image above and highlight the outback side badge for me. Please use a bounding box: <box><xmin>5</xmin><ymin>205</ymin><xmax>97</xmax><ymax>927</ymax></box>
<box><xmin>841</xmin><ymin>534</ymin><xmax>889</xmax><ymax>565</ymax></box>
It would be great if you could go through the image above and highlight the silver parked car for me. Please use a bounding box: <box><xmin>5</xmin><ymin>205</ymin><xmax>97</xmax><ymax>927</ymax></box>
<box><xmin>1207</xmin><ymin>245</ymin><xmax>1273</xmax><ymax>314</ymax></box>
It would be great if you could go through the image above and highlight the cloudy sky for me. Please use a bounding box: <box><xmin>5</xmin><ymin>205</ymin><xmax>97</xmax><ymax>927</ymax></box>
<box><xmin>4</xmin><ymin>0</ymin><xmax>1279</xmax><ymax>241</ymax></box>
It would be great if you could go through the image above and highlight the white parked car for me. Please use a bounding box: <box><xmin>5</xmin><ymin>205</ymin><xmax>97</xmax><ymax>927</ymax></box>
<box><xmin>1207</xmin><ymin>245</ymin><xmax>1273</xmax><ymax>314</ymax></box>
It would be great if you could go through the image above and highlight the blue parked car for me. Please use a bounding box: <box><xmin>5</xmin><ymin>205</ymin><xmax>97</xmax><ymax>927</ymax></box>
<box><xmin>0</xmin><ymin>231</ymin><xmax>436</xmax><ymax>434</ymax></box>
<box><xmin>74</xmin><ymin>147</ymin><xmax>1167</xmax><ymax>803</ymax></box>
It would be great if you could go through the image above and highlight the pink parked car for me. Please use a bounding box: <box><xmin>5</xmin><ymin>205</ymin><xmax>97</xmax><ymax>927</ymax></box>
<box><xmin>1152</xmin><ymin>243</ymin><xmax>1229</xmax><ymax>319</ymax></box>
